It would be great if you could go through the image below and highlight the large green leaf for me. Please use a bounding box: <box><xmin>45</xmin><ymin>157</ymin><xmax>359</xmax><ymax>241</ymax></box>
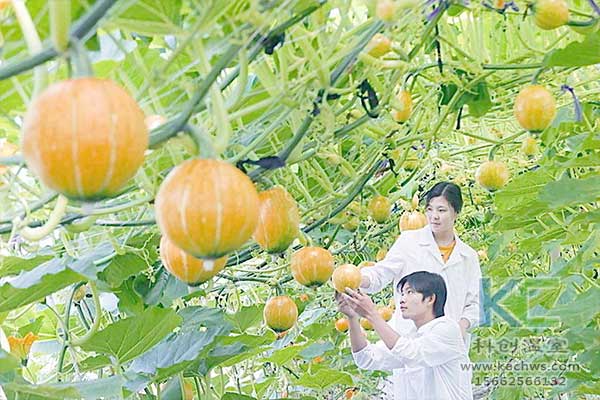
<box><xmin>81</xmin><ymin>307</ymin><xmax>181</xmax><ymax>364</ymax></box>
<box><xmin>538</xmin><ymin>176</ymin><xmax>600</xmax><ymax>209</ymax></box>
<box><xmin>226</xmin><ymin>304</ymin><xmax>264</xmax><ymax>333</ymax></box>
<box><xmin>98</xmin><ymin>252</ymin><xmax>150</xmax><ymax>288</ymax></box>
<box><xmin>108</xmin><ymin>0</ymin><xmax>183</xmax><ymax>35</ymax></box>
<box><xmin>294</xmin><ymin>367</ymin><xmax>354</xmax><ymax>389</ymax></box>
<box><xmin>3</xmin><ymin>376</ymin><xmax>124</xmax><ymax>399</ymax></box>
<box><xmin>0</xmin><ymin>255</ymin><xmax>53</xmax><ymax>278</ymax></box>
<box><xmin>129</xmin><ymin>307</ymin><xmax>231</xmax><ymax>377</ymax></box>
<box><xmin>0</xmin><ymin>259</ymin><xmax>83</xmax><ymax>312</ymax></box>
<box><xmin>543</xmin><ymin>31</ymin><xmax>600</xmax><ymax>67</ymax></box>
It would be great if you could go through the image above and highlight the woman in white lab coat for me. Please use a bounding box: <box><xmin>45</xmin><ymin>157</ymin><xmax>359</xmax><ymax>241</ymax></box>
<box><xmin>360</xmin><ymin>181</ymin><xmax>483</xmax><ymax>341</ymax></box>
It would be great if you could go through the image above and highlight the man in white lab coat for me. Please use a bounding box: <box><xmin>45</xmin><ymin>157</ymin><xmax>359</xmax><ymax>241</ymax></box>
<box><xmin>338</xmin><ymin>270</ymin><xmax>473</xmax><ymax>400</ymax></box>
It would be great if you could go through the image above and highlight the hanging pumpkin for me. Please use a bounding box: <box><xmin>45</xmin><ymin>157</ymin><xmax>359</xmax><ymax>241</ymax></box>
<box><xmin>290</xmin><ymin>247</ymin><xmax>334</xmax><ymax>287</ymax></box>
<box><xmin>368</xmin><ymin>195</ymin><xmax>391</xmax><ymax>223</ymax></box>
<box><xmin>514</xmin><ymin>85</ymin><xmax>556</xmax><ymax>132</ymax></box>
<box><xmin>533</xmin><ymin>0</ymin><xmax>569</xmax><ymax>30</ymax></box>
<box><xmin>335</xmin><ymin>317</ymin><xmax>349</xmax><ymax>332</ymax></box>
<box><xmin>391</xmin><ymin>90</ymin><xmax>413</xmax><ymax>123</ymax></box>
<box><xmin>331</xmin><ymin>264</ymin><xmax>362</xmax><ymax>293</ymax></box>
<box><xmin>520</xmin><ymin>136</ymin><xmax>539</xmax><ymax>157</ymax></box>
<box><xmin>399</xmin><ymin>211</ymin><xmax>427</xmax><ymax>231</ymax></box>
<box><xmin>159</xmin><ymin>236</ymin><xmax>227</xmax><ymax>285</ymax></box>
<box><xmin>253</xmin><ymin>186</ymin><xmax>300</xmax><ymax>253</ymax></box>
<box><xmin>155</xmin><ymin>159</ymin><xmax>260</xmax><ymax>259</ymax></box>
<box><xmin>22</xmin><ymin>77</ymin><xmax>148</xmax><ymax>200</ymax></box>
<box><xmin>264</xmin><ymin>296</ymin><xmax>298</xmax><ymax>332</ymax></box>
<box><xmin>475</xmin><ymin>160</ymin><xmax>510</xmax><ymax>191</ymax></box>
<box><xmin>367</xmin><ymin>33</ymin><xmax>392</xmax><ymax>57</ymax></box>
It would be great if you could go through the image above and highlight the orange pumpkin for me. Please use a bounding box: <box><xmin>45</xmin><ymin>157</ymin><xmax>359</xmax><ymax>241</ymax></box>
<box><xmin>376</xmin><ymin>0</ymin><xmax>397</xmax><ymax>21</ymax></box>
<box><xmin>155</xmin><ymin>159</ymin><xmax>260</xmax><ymax>259</ymax></box>
<box><xmin>290</xmin><ymin>247</ymin><xmax>334</xmax><ymax>287</ymax></box>
<box><xmin>392</xmin><ymin>90</ymin><xmax>413</xmax><ymax>123</ymax></box>
<box><xmin>360</xmin><ymin>318</ymin><xmax>373</xmax><ymax>330</ymax></box>
<box><xmin>0</xmin><ymin>141</ymin><xmax>17</xmax><ymax>176</ymax></box>
<box><xmin>368</xmin><ymin>195</ymin><xmax>391</xmax><ymax>223</ymax></box>
<box><xmin>475</xmin><ymin>160</ymin><xmax>510</xmax><ymax>191</ymax></box>
<box><xmin>0</xmin><ymin>0</ymin><xmax>10</xmax><ymax>10</ymax></box>
<box><xmin>253</xmin><ymin>186</ymin><xmax>300</xmax><ymax>253</ymax></box>
<box><xmin>159</xmin><ymin>236</ymin><xmax>227</xmax><ymax>285</ymax></box>
<box><xmin>379</xmin><ymin>306</ymin><xmax>394</xmax><ymax>321</ymax></box>
<box><xmin>367</xmin><ymin>33</ymin><xmax>392</xmax><ymax>57</ymax></box>
<box><xmin>514</xmin><ymin>85</ymin><xmax>556</xmax><ymax>132</ymax></box>
<box><xmin>399</xmin><ymin>211</ymin><xmax>427</xmax><ymax>231</ymax></box>
<box><xmin>520</xmin><ymin>136</ymin><xmax>539</xmax><ymax>157</ymax></box>
<box><xmin>264</xmin><ymin>296</ymin><xmax>298</xmax><ymax>332</ymax></box>
<box><xmin>331</xmin><ymin>263</ymin><xmax>362</xmax><ymax>293</ymax></box>
<box><xmin>22</xmin><ymin>78</ymin><xmax>148</xmax><ymax>200</ymax></box>
<box><xmin>335</xmin><ymin>317</ymin><xmax>349</xmax><ymax>332</ymax></box>
<box><xmin>533</xmin><ymin>0</ymin><xmax>569</xmax><ymax>30</ymax></box>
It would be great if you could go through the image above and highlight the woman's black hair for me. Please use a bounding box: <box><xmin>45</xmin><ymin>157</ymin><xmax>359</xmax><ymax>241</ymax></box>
<box><xmin>424</xmin><ymin>181</ymin><xmax>463</xmax><ymax>213</ymax></box>
<box><xmin>398</xmin><ymin>271</ymin><xmax>447</xmax><ymax>318</ymax></box>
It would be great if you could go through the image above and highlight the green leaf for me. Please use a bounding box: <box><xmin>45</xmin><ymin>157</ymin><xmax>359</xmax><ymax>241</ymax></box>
<box><xmin>3</xmin><ymin>376</ymin><xmax>124</xmax><ymax>399</ymax></box>
<box><xmin>0</xmin><ymin>349</ymin><xmax>19</xmax><ymax>373</ymax></box>
<box><xmin>298</xmin><ymin>341</ymin><xmax>334</xmax><ymax>359</ymax></box>
<box><xmin>129</xmin><ymin>307</ymin><xmax>231</xmax><ymax>377</ymax></box>
<box><xmin>466</xmin><ymin>81</ymin><xmax>493</xmax><ymax>117</ymax></box>
<box><xmin>0</xmin><ymin>259</ymin><xmax>82</xmax><ymax>313</ymax></box>
<box><xmin>543</xmin><ymin>31</ymin><xmax>600</xmax><ymax>67</ymax></box>
<box><xmin>221</xmin><ymin>393</ymin><xmax>257</xmax><ymax>400</ymax></box>
<box><xmin>226</xmin><ymin>304</ymin><xmax>264</xmax><ymax>333</ymax></box>
<box><xmin>549</xmin><ymin>287</ymin><xmax>600</xmax><ymax>326</ymax></box>
<box><xmin>294</xmin><ymin>367</ymin><xmax>354</xmax><ymax>389</ymax></box>
<box><xmin>81</xmin><ymin>307</ymin><xmax>181</xmax><ymax>364</ymax></box>
<box><xmin>98</xmin><ymin>252</ymin><xmax>149</xmax><ymax>288</ymax></box>
<box><xmin>262</xmin><ymin>344</ymin><xmax>308</xmax><ymax>366</ymax></box>
<box><xmin>0</xmin><ymin>255</ymin><xmax>53</xmax><ymax>278</ymax></box>
<box><xmin>539</xmin><ymin>176</ymin><xmax>600</xmax><ymax>208</ymax></box>
<box><xmin>109</xmin><ymin>0</ymin><xmax>183</xmax><ymax>35</ymax></box>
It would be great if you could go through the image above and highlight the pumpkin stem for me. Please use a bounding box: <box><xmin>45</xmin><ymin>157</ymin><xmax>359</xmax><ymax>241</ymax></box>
<box><xmin>183</xmin><ymin>123</ymin><xmax>216</xmax><ymax>159</ymax></box>
<box><xmin>68</xmin><ymin>38</ymin><xmax>94</xmax><ymax>77</ymax></box>
<box><xmin>49</xmin><ymin>0</ymin><xmax>71</xmax><ymax>52</ymax></box>
<box><xmin>70</xmin><ymin>281</ymin><xmax>101</xmax><ymax>346</ymax></box>
<box><xmin>17</xmin><ymin>195</ymin><xmax>68</xmax><ymax>241</ymax></box>
<box><xmin>11</xmin><ymin>0</ymin><xmax>47</xmax><ymax>97</ymax></box>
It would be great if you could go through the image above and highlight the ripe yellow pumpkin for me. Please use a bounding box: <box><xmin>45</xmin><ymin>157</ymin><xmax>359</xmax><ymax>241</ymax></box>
<box><xmin>360</xmin><ymin>318</ymin><xmax>373</xmax><ymax>330</ymax></box>
<box><xmin>376</xmin><ymin>0</ymin><xmax>397</xmax><ymax>21</ymax></box>
<box><xmin>156</xmin><ymin>159</ymin><xmax>260</xmax><ymax>259</ymax></box>
<box><xmin>253</xmin><ymin>186</ymin><xmax>300</xmax><ymax>253</ymax></box>
<box><xmin>335</xmin><ymin>317</ymin><xmax>349</xmax><ymax>332</ymax></box>
<box><xmin>0</xmin><ymin>141</ymin><xmax>17</xmax><ymax>176</ymax></box>
<box><xmin>475</xmin><ymin>160</ymin><xmax>510</xmax><ymax>191</ymax></box>
<box><xmin>514</xmin><ymin>85</ymin><xmax>556</xmax><ymax>132</ymax></box>
<box><xmin>533</xmin><ymin>0</ymin><xmax>569</xmax><ymax>30</ymax></box>
<box><xmin>22</xmin><ymin>78</ymin><xmax>148</xmax><ymax>200</ymax></box>
<box><xmin>368</xmin><ymin>195</ymin><xmax>391</xmax><ymax>223</ymax></box>
<box><xmin>290</xmin><ymin>247</ymin><xmax>334</xmax><ymax>287</ymax></box>
<box><xmin>367</xmin><ymin>33</ymin><xmax>392</xmax><ymax>57</ymax></box>
<box><xmin>159</xmin><ymin>236</ymin><xmax>227</xmax><ymax>285</ymax></box>
<box><xmin>331</xmin><ymin>264</ymin><xmax>362</xmax><ymax>293</ymax></box>
<box><xmin>521</xmin><ymin>136</ymin><xmax>539</xmax><ymax>157</ymax></box>
<box><xmin>392</xmin><ymin>90</ymin><xmax>413</xmax><ymax>123</ymax></box>
<box><xmin>264</xmin><ymin>295</ymin><xmax>298</xmax><ymax>332</ymax></box>
<box><xmin>399</xmin><ymin>211</ymin><xmax>427</xmax><ymax>231</ymax></box>
<box><xmin>379</xmin><ymin>306</ymin><xmax>394</xmax><ymax>321</ymax></box>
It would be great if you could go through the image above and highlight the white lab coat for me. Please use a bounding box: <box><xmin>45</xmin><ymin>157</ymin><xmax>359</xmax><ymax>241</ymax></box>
<box><xmin>353</xmin><ymin>316</ymin><xmax>473</xmax><ymax>400</ymax></box>
<box><xmin>361</xmin><ymin>225</ymin><xmax>483</xmax><ymax>339</ymax></box>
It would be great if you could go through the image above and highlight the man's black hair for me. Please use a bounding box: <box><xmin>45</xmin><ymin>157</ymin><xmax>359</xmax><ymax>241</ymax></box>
<box><xmin>398</xmin><ymin>271</ymin><xmax>447</xmax><ymax>318</ymax></box>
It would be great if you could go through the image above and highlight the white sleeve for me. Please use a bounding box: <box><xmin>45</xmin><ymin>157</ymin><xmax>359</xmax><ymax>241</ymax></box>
<box><xmin>361</xmin><ymin>235</ymin><xmax>408</xmax><ymax>294</ymax></box>
<box><xmin>352</xmin><ymin>340</ymin><xmax>406</xmax><ymax>371</ymax></box>
<box><xmin>388</xmin><ymin>321</ymin><xmax>465</xmax><ymax>368</ymax></box>
<box><xmin>460</xmin><ymin>255</ymin><xmax>482</xmax><ymax>328</ymax></box>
